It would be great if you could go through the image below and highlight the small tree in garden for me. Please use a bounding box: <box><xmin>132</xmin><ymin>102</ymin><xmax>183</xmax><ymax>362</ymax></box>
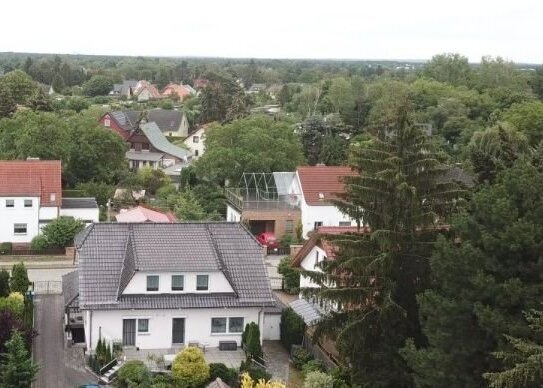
<box><xmin>0</xmin><ymin>330</ymin><xmax>39</xmax><ymax>387</ymax></box>
<box><xmin>116</xmin><ymin>360</ymin><xmax>151</xmax><ymax>388</ymax></box>
<box><xmin>240</xmin><ymin>372</ymin><xmax>286</xmax><ymax>388</ymax></box>
<box><xmin>245</xmin><ymin>322</ymin><xmax>263</xmax><ymax>359</ymax></box>
<box><xmin>41</xmin><ymin>216</ymin><xmax>85</xmax><ymax>248</ymax></box>
<box><xmin>171</xmin><ymin>346</ymin><xmax>210</xmax><ymax>387</ymax></box>
<box><xmin>303</xmin><ymin>371</ymin><xmax>334</xmax><ymax>388</ymax></box>
<box><xmin>277</xmin><ymin>257</ymin><xmax>300</xmax><ymax>294</ymax></box>
<box><xmin>0</xmin><ymin>269</ymin><xmax>10</xmax><ymax>297</ymax></box>
<box><xmin>9</xmin><ymin>263</ymin><xmax>29</xmax><ymax>294</ymax></box>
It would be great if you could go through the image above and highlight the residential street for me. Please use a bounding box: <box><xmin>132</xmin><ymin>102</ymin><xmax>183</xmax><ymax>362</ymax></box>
<box><xmin>33</xmin><ymin>294</ymin><xmax>96</xmax><ymax>388</ymax></box>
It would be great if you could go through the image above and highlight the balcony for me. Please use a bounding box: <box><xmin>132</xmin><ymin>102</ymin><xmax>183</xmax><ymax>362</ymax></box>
<box><xmin>225</xmin><ymin>188</ymin><xmax>300</xmax><ymax>211</ymax></box>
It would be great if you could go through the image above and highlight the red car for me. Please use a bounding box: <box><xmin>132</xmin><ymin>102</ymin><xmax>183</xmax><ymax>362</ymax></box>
<box><xmin>256</xmin><ymin>232</ymin><xmax>279</xmax><ymax>249</ymax></box>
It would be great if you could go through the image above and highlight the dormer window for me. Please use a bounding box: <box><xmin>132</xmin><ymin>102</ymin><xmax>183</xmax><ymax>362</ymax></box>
<box><xmin>50</xmin><ymin>193</ymin><xmax>56</xmax><ymax>202</ymax></box>
<box><xmin>196</xmin><ymin>275</ymin><xmax>209</xmax><ymax>291</ymax></box>
<box><xmin>171</xmin><ymin>275</ymin><xmax>184</xmax><ymax>291</ymax></box>
<box><xmin>146</xmin><ymin>275</ymin><xmax>159</xmax><ymax>291</ymax></box>
<box><xmin>318</xmin><ymin>192</ymin><xmax>325</xmax><ymax>200</ymax></box>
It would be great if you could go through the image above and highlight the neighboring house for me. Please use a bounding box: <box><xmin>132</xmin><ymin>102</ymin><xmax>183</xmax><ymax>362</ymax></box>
<box><xmin>266</xmin><ymin>84</ymin><xmax>283</xmax><ymax>99</ymax></box>
<box><xmin>115</xmin><ymin>206</ymin><xmax>176</xmax><ymax>223</ymax></box>
<box><xmin>183</xmin><ymin>127</ymin><xmax>206</xmax><ymax>159</ymax></box>
<box><xmin>193</xmin><ymin>79</ymin><xmax>208</xmax><ymax>89</ymax></box>
<box><xmin>250</xmin><ymin>105</ymin><xmax>280</xmax><ymax>116</ymax></box>
<box><xmin>110</xmin><ymin>80</ymin><xmax>138</xmax><ymax>98</ymax></box>
<box><xmin>162</xmin><ymin>83</ymin><xmax>194</xmax><ymax>102</ymax></box>
<box><xmin>296</xmin><ymin>166</ymin><xmax>357</xmax><ymax>238</ymax></box>
<box><xmin>99</xmin><ymin>109</ymin><xmax>189</xmax><ymax>138</ymax></box>
<box><xmin>225</xmin><ymin>172</ymin><xmax>302</xmax><ymax>239</ymax></box>
<box><xmin>134</xmin><ymin>80</ymin><xmax>162</xmax><ymax>101</ymax></box>
<box><xmin>126</xmin><ymin>121</ymin><xmax>192</xmax><ymax>170</ymax></box>
<box><xmin>69</xmin><ymin>222</ymin><xmax>276</xmax><ymax>353</ymax></box>
<box><xmin>0</xmin><ymin>160</ymin><xmax>99</xmax><ymax>245</ymax></box>
<box><xmin>246</xmin><ymin>83</ymin><xmax>266</xmax><ymax>94</ymax></box>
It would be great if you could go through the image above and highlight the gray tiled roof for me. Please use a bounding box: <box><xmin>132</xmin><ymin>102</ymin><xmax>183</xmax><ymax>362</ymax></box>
<box><xmin>77</xmin><ymin>223</ymin><xmax>275</xmax><ymax>310</ymax></box>
<box><xmin>207</xmin><ymin>378</ymin><xmax>230</xmax><ymax>388</ymax></box>
<box><xmin>62</xmin><ymin>270</ymin><xmax>79</xmax><ymax>308</ymax></box>
<box><xmin>140</xmin><ymin>122</ymin><xmax>191</xmax><ymax>160</ymax></box>
<box><xmin>61</xmin><ymin>197</ymin><xmax>98</xmax><ymax>209</ymax></box>
<box><xmin>125</xmin><ymin>150</ymin><xmax>164</xmax><ymax>162</ymax></box>
<box><xmin>108</xmin><ymin>109</ymin><xmax>184</xmax><ymax>134</ymax></box>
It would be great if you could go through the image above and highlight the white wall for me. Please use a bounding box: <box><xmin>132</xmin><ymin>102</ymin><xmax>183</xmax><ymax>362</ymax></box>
<box><xmin>299</xmin><ymin>245</ymin><xmax>327</xmax><ymax>290</ymax></box>
<box><xmin>0</xmin><ymin>196</ymin><xmax>40</xmax><ymax>243</ymax></box>
<box><xmin>226</xmin><ymin>205</ymin><xmax>241</xmax><ymax>222</ymax></box>
<box><xmin>300</xmin><ymin>200</ymin><xmax>354</xmax><ymax>238</ymax></box>
<box><xmin>39</xmin><ymin>206</ymin><xmax>59</xmax><ymax>221</ymax></box>
<box><xmin>87</xmin><ymin>307</ymin><xmax>261</xmax><ymax>350</ymax></box>
<box><xmin>60</xmin><ymin>208</ymin><xmax>99</xmax><ymax>225</ymax></box>
<box><xmin>123</xmin><ymin>272</ymin><xmax>234</xmax><ymax>294</ymax></box>
<box><xmin>183</xmin><ymin>128</ymin><xmax>206</xmax><ymax>159</ymax></box>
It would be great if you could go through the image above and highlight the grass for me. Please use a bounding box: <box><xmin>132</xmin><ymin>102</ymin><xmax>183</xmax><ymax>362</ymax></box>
<box><xmin>287</xmin><ymin>364</ymin><xmax>304</xmax><ymax>388</ymax></box>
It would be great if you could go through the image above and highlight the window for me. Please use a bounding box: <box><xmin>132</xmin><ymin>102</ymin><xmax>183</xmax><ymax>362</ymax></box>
<box><xmin>50</xmin><ymin>193</ymin><xmax>56</xmax><ymax>202</ymax></box>
<box><xmin>285</xmin><ymin>220</ymin><xmax>294</xmax><ymax>233</ymax></box>
<box><xmin>138</xmin><ymin>319</ymin><xmax>149</xmax><ymax>333</ymax></box>
<box><xmin>24</xmin><ymin>200</ymin><xmax>32</xmax><ymax>208</ymax></box>
<box><xmin>314</xmin><ymin>251</ymin><xmax>320</xmax><ymax>269</ymax></box>
<box><xmin>146</xmin><ymin>275</ymin><xmax>159</xmax><ymax>291</ymax></box>
<box><xmin>14</xmin><ymin>224</ymin><xmax>27</xmax><ymax>235</ymax></box>
<box><xmin>104</xmin><ymin>118</ymin><xmax>111</xmax><ymax>127</ymax></box>
<box><xmin>6</xmin><ymin>200</ymin><xmax>14</xmax><ymax>208</ymax></box>
<box><xmin>193</xmin><ymin>136</ymin><xmax>199</xmax><ymax>143</ymax></box>
<box><xmin>228</xmin><ymin>317</ymin><xmax>244</xmax><ymax>333</ymax></box>
<box><xmin>339</xmin><ymin>221</ymin><xmax>351</xmax><ymax>227</ymax></box>
<box><xmin>194</xmin><ymin>150</ymin><xmax>199</xmax><ymax>157</ymax></box>
<box><xmin>142</xmin><ymin>143</ymin><xmax>149</xmax><ymax>151</ymax></box>
<box><xmin>196</xmin><ymin>275</ymin><xmax>209</xmax><ymax>291</ymax></box>
<box><xmin>171</xmin><ymin>275</ymin><xmax>184</xmax><ymax>291</ymax></box>
<box><xmin>211</xmin><ymin>318</ymin><xmax>227</xmax><ymax>333</ymax></box>
<box><xmin>314</xmin><ymin>221</ymin><xmax>323</xmax><ymax>230</ymax></box>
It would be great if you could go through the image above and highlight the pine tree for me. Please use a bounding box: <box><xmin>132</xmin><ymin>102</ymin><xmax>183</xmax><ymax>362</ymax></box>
<box><xmin>304</xmin><ymin>109</ymin><xmax>462</xmax><ymax>387</ymax></box>
<box><xmin>0</xmin><ymin>269</ymin><xmax>10</xmax><ymax>297</ymax></box>
<box><xmin>0</xmin><ymin>330</ymin><xmax>39</xmax><ymax>387</ymax></box>
<box><xmin>9</xmin><ymin>263</ymin><xmax>29</xmax><ymax>295</ymax></box>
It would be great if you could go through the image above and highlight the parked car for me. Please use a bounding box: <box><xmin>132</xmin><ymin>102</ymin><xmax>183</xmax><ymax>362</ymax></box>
<box><xmin>256</xmin><ymin>232</ymin><xmax>279</xmax><ymax>249</ymax></box>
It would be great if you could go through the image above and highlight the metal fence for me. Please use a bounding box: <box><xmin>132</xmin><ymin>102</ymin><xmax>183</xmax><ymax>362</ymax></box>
<box><xmin>267</xmin><ymin>247</ymin><xmax>290</xmax><ymax>256</ymax></box>
<box><xmin>32</xmin><ymin>281</ymin><xmax>62</xmax><ymax>294</ymax></box>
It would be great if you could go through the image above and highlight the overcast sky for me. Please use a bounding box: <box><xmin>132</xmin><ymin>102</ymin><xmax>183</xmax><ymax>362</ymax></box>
<box><xmin>1</xmin><ymin>0</ymin><xmax>541</xmax><ymax>63</ymax></box>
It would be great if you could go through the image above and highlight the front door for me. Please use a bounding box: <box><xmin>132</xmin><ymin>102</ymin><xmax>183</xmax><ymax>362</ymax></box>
<box><xmin>172</xmin><ymin>318</ymin><xmax>185</xmax><ymax>344</ymax></box>
<box><xmin>122</xmin><ymin>319</ymin><xmax>136</xmax><ymax>346</ymax></box>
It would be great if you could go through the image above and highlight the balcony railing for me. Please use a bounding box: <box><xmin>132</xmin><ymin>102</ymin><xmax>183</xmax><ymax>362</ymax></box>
<box><xmin>225</xmin><ymin>188</ymin><xmax>300</xmax><ymax>211</ymax></box>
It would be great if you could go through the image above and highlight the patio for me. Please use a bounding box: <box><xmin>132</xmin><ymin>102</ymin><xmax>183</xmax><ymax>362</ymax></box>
<box><xmin>122</xmin><ymin>346</ymin><xmax>246</xmax><ymax>370</ymax></box>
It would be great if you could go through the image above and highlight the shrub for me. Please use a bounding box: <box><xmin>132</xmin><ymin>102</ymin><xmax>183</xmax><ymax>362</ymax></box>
<box><xmin>240</xmin><ymin>360</ymin><xmax>272</xmax><ymax>382</ymax></box>
<box><xmin>301</xmin><ymin>359</ymin><xmax>325</xmax><ymax>376</ymax></box>
<box><xmin>240</xmin><ymin>372</ymin><xmax>286</xmax><ymax>388</ymax></box>
<box><xmin>280</xmin><ymin>308</ymin><xmax>305</xmax><ymax>352</ymax></box>
<box><xmin>0</xmin><ymin>269</ymin><xmax>10</xmax><ymax>297</ymax></box>
<box><xmin>0</xmin><ymin>242</ymin><xmax>12</xmax><ymax>254</ymax></box>
<box><xmin>330</xmin><ymin>366</ymin><xmax>351</xmax><ymax>388</ymax></box>
<box><xmin>116</xmin><ymin>360</ymin><xmax>151</xmax><ymax>388</ymax></box>
<box><xmin>244</xmin><ymin>322</ymin><xmax>263</xmax><ymax>359</ymax></box>
<box><xmin>10</xmin><ymin>263</ymin><xmax>29</xmax><ymax>294</ymax></box>
<box><xmin>41</xmin><ymin>216</ymin><xmax>85</xmax><ymax>248</ymax></box>
<box><xmin>277</xmin><ymin>257</ymin><xmax>299</xmax><ymax>294</ymax></box>
<box><xmin>0</xmin><ymin>294</ymin><xmax>24</xmax><ymax>316</ymax></box>
<box><xmin>30</xmin><ymin>235</ymin><xmax>49</xmax><ymax>250</ymax></box>
<box><xmin>209</xmin><ymin>363</ymin><xmax>238</xmax><ymax>386</ymax></box>
<box><xmin>292</xmin><ymin>347</ymin><xmax>313</xmax><ymax>369</ymax></box>
<box><xmin>303</xmin><ymin>371</ymin><xmax>334</xmax><ymax>388</ymax></box>
<box><xmin>171</xmin><ymin>346</ymin><xmax>210</xmax><ymax>387</ymax></box>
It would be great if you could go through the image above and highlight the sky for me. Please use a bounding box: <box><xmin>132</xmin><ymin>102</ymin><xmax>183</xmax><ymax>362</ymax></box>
<box><xmin>1</xmin><ymin>0</ymin><xmax>542</xmax><ymax>63</ymax></box>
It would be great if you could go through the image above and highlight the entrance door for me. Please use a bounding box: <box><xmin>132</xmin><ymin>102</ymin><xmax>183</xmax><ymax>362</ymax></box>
<box><xmin>122</xmin><ymin>319</ymin><xmax>136</xmax><ymax>346</ymax></box>
<box><xmin>172</xmin><ymin>318</ymin><xmax>185</xmax><ymax>344</ymax></box>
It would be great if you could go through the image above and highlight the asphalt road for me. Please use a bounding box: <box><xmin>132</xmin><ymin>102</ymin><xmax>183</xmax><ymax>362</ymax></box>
<box><xmin>33</xmin><ymin>294</ymin><xmax>96</xmax><ymax>388</ymax></box>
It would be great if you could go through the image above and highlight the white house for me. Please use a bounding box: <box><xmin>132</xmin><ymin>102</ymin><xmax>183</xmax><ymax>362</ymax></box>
<box><xmin>69</xmin><ymin>222</ymin><xmax>276</xmax><ymax>353</ymax></box>
<box><xmin>0</xmin><ymin>160</ymin><xmax>99</xmax><ymax>245</ymax></box>
<box><xmin>296</xmin><ymin>166</ymin><xmax>358</xmax><ymax>238</ymax></box>
<box><xmin>183</xmin><ymin>127</ymin><xmax>207</xmax><ymax>159</ymax></box>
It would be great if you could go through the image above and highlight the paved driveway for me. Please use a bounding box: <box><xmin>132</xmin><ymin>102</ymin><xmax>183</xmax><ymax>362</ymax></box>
<box><xmin>33</xmin><ymin>294</ymin><xmax>96</xmax><ymax>388</ymax></box>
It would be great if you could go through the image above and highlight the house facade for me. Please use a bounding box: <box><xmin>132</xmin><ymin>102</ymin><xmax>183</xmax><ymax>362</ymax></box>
<box><xmin>134</xmin><ymin>81</ymin><xmax>162</xmax><ymax>101</ymax></box>
<box><xmin>71</xmin><ymin>222</ymin><xmax>275</xmax><ymax>352</ymax></box>
<box><xmin>0</xmin><ymin>160</ymin><xmax>98</xmax><ymax>245</ymax></box>
<box><xmin>183</xmin><ymin>127</ymin><xmax>207</xmax><ymax>159</ymax></box>
<box><xmin>296</xmin><ymin>166</ymin><xmax>358</xmax><ymax>238</ymax></box>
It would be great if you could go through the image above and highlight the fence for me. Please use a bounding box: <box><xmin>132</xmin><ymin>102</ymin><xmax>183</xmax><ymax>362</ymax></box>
<box><xmin>267</xmin><ymin>247</ymin><xmax>290</xmax><ymax>256</ymax></box>
<box><xmin>6</xmin><ymin>248</ymin><xmax>66</xmax><ymax>256</ymax></box>
<box><xmin>269</xmin><ymin>276</ymin><xmax>284</xmax><ymax>290</ymax></box>
<box><xmin>32</xmin><ymin>280</ymin><xmax>62</xmax><ymax>294</ymax></box>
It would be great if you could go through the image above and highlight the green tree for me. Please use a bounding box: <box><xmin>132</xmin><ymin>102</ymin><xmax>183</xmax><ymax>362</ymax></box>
<box><xmin>0</xmin><ymin>330</ymin><xmax>39</xmax><ymax>387</ymax></box>
<box><xmin>0</xmin><ymin>70</ymin><xmax>37</xmax><ymax>105</ymax></box>
<box><xmin>245</xmin><ymin>322</ymin><xmax>263</xmax><ymax>359</ymax></box>
<box><xmin>304</xmin><ymin>112</ymin><xmax>462</xmax><ymax>386</ymax></box>
<box><xmin>0</xmin><ymin>81</ymin><xmax>16</xmax><ymax>118</ymax></box>
<box><xmin>327</xmin><ymin>77</ymin><xmax>354</xmax><ymax>115</ymax></box>
<box><xmin>171</xmin><ymin>190</ymin><xmax>208</xmax><ymax>221</ymax></box>
<box><xmin>403</xmin><ymin>160</ymin><xmax>543</xmax><ymax>387</ymax></box>
<box><xmin>76</xmin><ymin>182</ymin><xmax>115</xmax><ymax>208</ymax></box>
<box><xmin>40</xmin><ymin>217</ymin><xmax>85</xmax><ymax>248</ymax></box>
<box><xmin>424</xmin><ymin>53</ymin><xmax>472</xmax><ymax>86</ymax></box>
<box><xmin>9</xmin><ymin>263</ymin><xmax>29</xmax><ymax>295</ymax></box>
<box><xmin>116</xmin><ymin>360</ymin><xmax>151</xmax><ymax>388</ymax></box>
<box><xmin>27</xmin><ymin>88</ymin><xmax>52</xmax><ymax>112</ymax></box>
<box><xmin>171</xmin><ymin>347</ymin><xmax>210</xmax><ymax>387</ymax></box>
<box><xmin>82</xmin><ymin>75</ymin><xmax>113</xmax><ymax>97</ymax></box>
<box><xmin>303</xmin><ymin>371</ymin><xmax>334</xmax><ymax>388</ymax></box>
<box><xmin>137</xmin><ymin>167</ymin><xmax>171</xmax><ymax>195</ymax></box>
<box><xmin>0</xmin><ymin>270</ymin><xmax>10</xmax><ymax>297</ymax></box>
<box><xmin>195</xmin><ymin>116</ymin><xmax>305</xmax><ymax>184</ymax></box>
<box><xmin>502</xmin><ymin>101</ymin><xmax>543</xmax><ymax>146</ymax></box>
<box><xmin>277</xmin><ymin>257</ymin><xmax>300</xmax><ymax>294</ymax></box>
<box><xmin>51</xmin><ymin>73</ymin><xmax>65</xmax><ymax>94</ymax></box>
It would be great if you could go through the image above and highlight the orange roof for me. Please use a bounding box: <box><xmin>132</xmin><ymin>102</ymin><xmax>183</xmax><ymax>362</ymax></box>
<box><xmin>297</xmin><ymin>166</ymin><xmax>357</xmax><ymax>206</ymax></box>
<box><xmin>162</xmin><ymin>84</ymin><xmax>191</xmax><ymax>100</ymax></box>
<box><xmin>135</xmin><ymin>81</ymin><xmax>162</xmax><ymax>98</ymax></box>
<box><xmin>115</xmin><ymin>206</ymin><xmax>176</xmax><ymax>223</ymax></box>
<box><xmin>0</xmin><ymin>160</ymin><xmax>62</xmax><ymax>207</ymax></box>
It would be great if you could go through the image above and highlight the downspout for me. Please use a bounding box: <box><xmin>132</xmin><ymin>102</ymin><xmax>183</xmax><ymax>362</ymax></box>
<box><xmin>258</xmin><ymin>306</ymin><xmax>264</xmax><ymax>344</ymax></box>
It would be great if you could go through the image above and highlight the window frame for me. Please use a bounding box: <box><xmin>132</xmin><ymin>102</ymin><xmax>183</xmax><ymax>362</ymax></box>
<box><xmin>285</xmin><ymin>220</ymin><xmax>294</xmax><ymax>233</ymax></box>
<box><xmin>314</xmin><ymin>221</ymin><xmax>323</xmax><ymax>230</ymax></box>
<box><xmin>138</xmin><ymin>318</ymin><xmax>149</xmax><ymax>333</ymax></box>
<box><xmin>24</xmin><ymin>199</ymin><xmax>32</xmax><ymax>208</ymax></box>
<box><xmin>14</xmin><ymin>223</ymin><xmax>27</xmax><ymax>235</ymax></box>
<box><xmin>6</xmin><ymin>199</ymin><xmax>14</xmax><ymax>208</ymax></box>
<box><xmin>196</xmin><ymin>275</ymin><xmax>209</xmax><ymax>291</ymax></box>
<box><xmin>146</xmin><ymin>275</ymin><xmax>159</xmax><ymax>292</ymax></box>
<box><xmin>339</xmin><ymin>221</ymin><xmax>351</xmax><ymax>227</ymax></box>
<box><xmin>171</xmin><ymin>275</ymin><xmax>184</xmax><ymax>291</ymax></box>
<box><xmin>193</xmin><ymin>135</ymin><xmax>199</xmax><ymax>143</ymax></box>
<box><xmin>211</xmin><ymin>317</ymin><xmax>227</xmax><ymax>334</ymax></box>
<box><xmin>228</xmin><ymin>317</ymin><xmax>244</xmax><ymax>333</ymax></box>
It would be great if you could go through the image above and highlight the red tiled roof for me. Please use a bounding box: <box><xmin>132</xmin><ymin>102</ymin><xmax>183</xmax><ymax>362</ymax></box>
<box><xmin>291</xmin><ymin>226</ymin><xmax>369</xmax><ymax>267</ymax></box>
<box><xmin>0</xmin><ymin>160</ymin><xmax>62</xmax><ymax>207</ymax></box>
<box><xmin>297</xmin><ymin>166</ymin><xmax>357</xmax><ymax>206</ymax></box>
<box><xmin>115</xmin><ymin>206</ymin><xmax>176</xmax><ymax>223</ymax></box>
<box><xmin>162</xmin><ymin>84</ymin><xmax>191</xmax><ymax>100</ymax></box>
